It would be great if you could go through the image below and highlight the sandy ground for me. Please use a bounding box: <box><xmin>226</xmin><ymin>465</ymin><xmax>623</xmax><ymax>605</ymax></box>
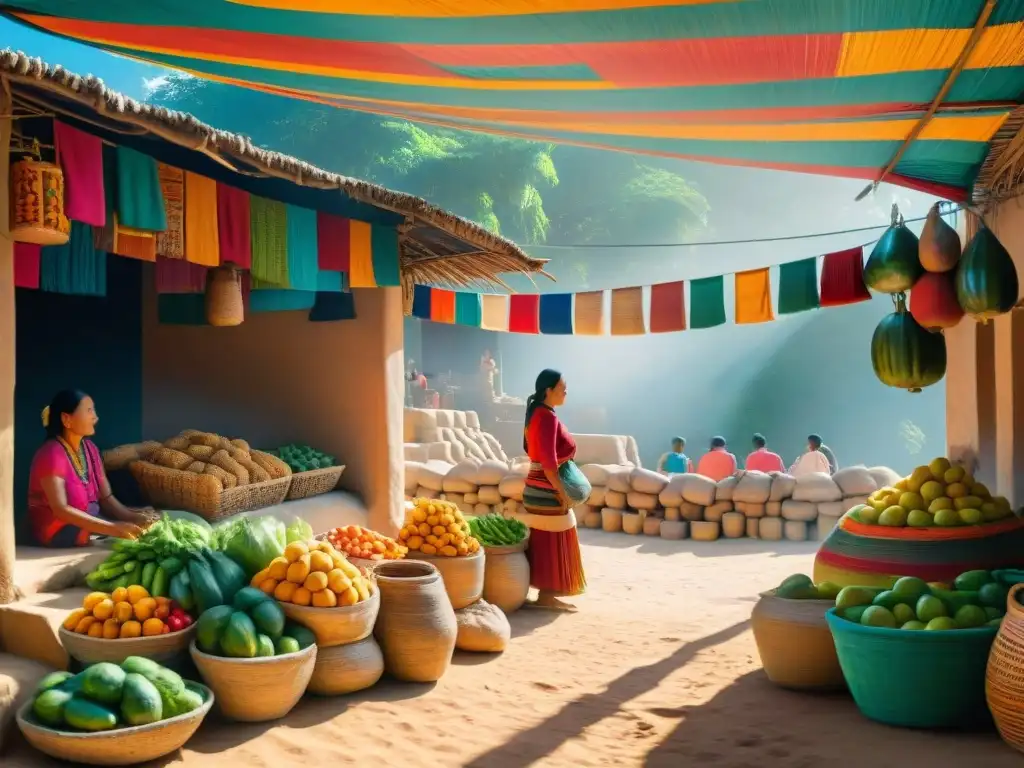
<box><xmin>9</xmin><ymin>530</ymin><xmax>1022</xmax><ymax>767</ymax></box>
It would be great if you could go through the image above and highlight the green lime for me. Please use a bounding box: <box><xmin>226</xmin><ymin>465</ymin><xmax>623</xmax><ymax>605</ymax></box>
<box><xmin>953</xmin><ymin>604</ymin><xmax>987</xmax><ymax>628</ymax></box>
<box><xmin>901</xmin><ymin>620</ymin><xmax>927</xmax><ymax>630</ymax></box>
<box><xmin>925</xmin><ymin>616</ymin><xmax>958</xmax><ymax>630</ymax></box>
<box><xmin>916</xmin><ymin>594</ymin><xmax>948</xmax><ymax>623</ymax></box>
<box><xmin>861</xmin><ymin>605</ymin><xmax>897</xmax><ymax>628</ymax></box>
<box><xmin>892</xmin><ymin>603</ymin><xmax>916</xmax><ymax>625</ymax></box>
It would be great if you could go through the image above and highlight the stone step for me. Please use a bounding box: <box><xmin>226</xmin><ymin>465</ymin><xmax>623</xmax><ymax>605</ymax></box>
<box><xmin>0</xmin><ymin>589</ymin><xmax>87</xmax><ymax>670</ymax></box>
<box><xmin>0</xmin><ymin>653</ymin><xmax>55</xmax><ymax>753</ymax></box>
<box><xmin>14</xmin><ymin>545</ymin><xmax>108</xmax><ymax>597</ymax></box>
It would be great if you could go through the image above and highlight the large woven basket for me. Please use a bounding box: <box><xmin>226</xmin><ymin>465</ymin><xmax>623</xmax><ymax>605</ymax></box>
<box><xmin>279</xmin><ymin>587</ymin><xmax>380</xmax><ymax>648</ymax></box>
<box><xmin>16</xmin><ymin>683</ymin><xmax>213</xmax><ymax>766</ymax></box>
<box><xmin>286</xmin><ymin>465</ymin><xmax>345</xmax><ymax>501</ymax></box>
<box><xmin>60</xmin><ymin>624</ymin><xmax>196</xmax><ymax>665</ymax></box>
<box><xmin>307</xmin><ymin>635</ymin><xmax>385</xmax><ymax>696</ymax></box>
<box><xmin>10</xmin><ymin>158</ymin><xmax>71</xmax><ymax>246</ymax></box>
<box><xmin>987</xmin><ymin>583</ymin><xmax>1024</xmax><ymax>752</ymax></box>
<box><xmin>189</xmin><ymin>641</ymin><xmax>316</xmax><ymax>722</ymax></box>
<box><xmin>130</xmin><ymin>461</ymin><xmax>291</xmax><ymax>521</ymax></box>
<box><xmin>751</xmin><ymin>591</ymin><xmax>844</xmax><ymax>691</ymax></box>
<box><xmin>407</xmin><ymin>549</ymin><xmax>485</xmax><ymax>610</ymax></box>
<box><xmin>481</xmin><ymin>539</ymin><xmax>530</xmax><ymax>614</ymax></box>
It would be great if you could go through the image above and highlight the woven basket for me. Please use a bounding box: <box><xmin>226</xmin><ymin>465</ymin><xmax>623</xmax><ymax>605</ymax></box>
<box><xmin>987</xmin><ymin>583</ymin><xmax>1024</xmax><ymax>752</ymax></box>
<box><xmin>16</xmin><ymin>683</ymin><xmax>213</xmax><ymax>766</ymax></box>
<box><xmin>826</xmin><ymin>608</ymin><xmax>997</xmax><ymax>728</ymax></box>
<box><xmin>286</xmin><ymin>465</ymin><xmax>345</xmax><ymax>501</ymax></box>
<box><xmin>130</xmin><ymin>461</ymin><xmax>291</xmax><ymax>521</ymax></box>
<box><xmin>279</xmin><ymin>586</ymin><xmax>380</xmax><ymax>648</ymax></box>
<box><xmin>482</xmin><ymin>539</ymin><xmax>530</xmax><ymax>614</ymax></box>
<box><xmin>60</xmin><ymin>624</ymin><xmax>196</xmax><ymax>666</ymax></box>
<box><xmin>10</xmin><ymin>158</ymin><xmax>71</xmax><ymax>246</ymax></box>
<box><xmin>407</xmin><ymin>549</ymin><xmax>485</xmax><ymax>610</ymax></box>
<box><xmin>205</xmin><ymin>264</ymin><xmax>244</xmax><ymax>327</ymax></box>
<box><xmin>373</xmin><ymin>560</ymin><xmax>457</xmax><ymax>683</ymax></box>
<box><xmin>189</xmin><ymin>641</ymin><xmax>316</xmax><ymax>722</ymax></box>
<box><xmin>751</xmin><ymin>591</ymin><xmax>844</xmax><ymax>691</ymax></box>
<box><xmin>307</xmin><ymin>635</ymin><xmax>385</xmax><ymax>696</ymax></box>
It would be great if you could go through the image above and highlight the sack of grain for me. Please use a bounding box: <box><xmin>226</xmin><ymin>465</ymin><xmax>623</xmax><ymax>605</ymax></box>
<box><xmin>681</xmin><ymin>501</ymin><xmax>706</xmax><ymax>521</ymax></box>
<box><xmin>445</xmin><ymin>492</ymin><xmax>465</xmax><ymax>507</ymax></box>
<box><xmin>816</xmin><ymin>501</ymin><xmax>847</xmax><ymax>518</ymax></box>
<box><xmin>781</xmin><ymin>500</ymin><xmax>817</xmax><ymax>522</ymax></box>
<box><xmin>733</xmin><ymin>501</ymin><xmax>765</xmax><ymax>518</ymax></box>
<box><xmin>418</xmin><ymin>461</ymin><xmax>452</xmax><ymax>492</ymax></box>
<box><xmin>715</xmin><ymin>474</ymin><xmax>738</xmax><ymax>501</ymax></box>
<box><xmin>604</xmin><ymin>490</ymin><xmax>627</xmax><ymax>509</ymax></box>
<box><xmin>631</xmin><ymin>468</ymin><xmax>668</xmax><ymax>495</ymax></box>
<box><xmin>464</xmin><ymin>492</ymin><xmax>479</xmax><ymax>505</ymax></box>
<box><xmin>415</xmin><ymin>486</ymin><xmax>440</xmax><ymax>500</ymax></box>
<box><xmin>733</xmin><ymin>471</ymin><xmax>772</xmax><ymax>504</ymax></box>
<box><xmin>607</xmin><ymin>469</ymin><xmax>633</xmax><ymax>493</ymax></box>
<box><xmin>791</xmin><ymin>473</ymin><xmax>842</xmax><ymax>502</ymax></box>
<box><xmin>475</xmin><ymin>459</ymin><xmax>510</xmax><ymax>486</ymax></box>
<box><xmin>765</xmin><ymin>501</ymin><xmax>782</xmax><ymax>517</ymax></box>
<box><xmin>580</xmin><ymin>464</ymin><xmax>612</xmax><ymax>487</ymax></box>
<box><xmin>405</xmin><ymin>461</ymin><xmax>425</xmax><ymax>494</ymax></box>
<box><xmin>443</xmin><ymin>460</ymin><xmax>481</xmax><ymax>494</ymax></box>
<box><xmin>842</xmin><ymin>495</ymin><xmax>869</xmax><ymax>510</ymax></box>
<box><xmin>768</xmin><ymin>472</ymin><xmax>796</xmax><ymax>501</ymax></box>
<box><xmin>455</xmin><ymin>600</ymin><xmax>510</xmax><ymax>653</ymax></box>
<box><xmin>681</xmin><ymin>474</ymin><xmax>717</xmax><ymax>506</ymax></box>
<box><xmin>498</xmin><ymin>474</ymin><xmax>526</xmax><ymax>501</ymax></box>
<box><xmin>627</xmin><ymin>491</ymin><xmax>659</xmax><ymax>511</ymax></box>
<box><xmin>659</xmin><ymin>474</ymin><xmax>686</xmax><ymax>507</ymax></box>
<box><xmin>478</xmin><ymin>486</ymin><xmax>502</xmax><ymax>506</ymax></box>
<box><xmin>704</xmin><ymin>502</ymin><xmax>729</xmax><ymax>522</ymax></box>
<box><xmin>832</xmin><ymin>465</ymin><xmax>878</xmax><ymax>496</ymax></box>
<box><xmin>868</xmin><ymin>466</ymin><xmax>902</xmax><ymax>489</ymax></box>
<box><xmin>588</xmin><ymin>486</ymin><xmax>607</xmax><ymax>508</ymax></box>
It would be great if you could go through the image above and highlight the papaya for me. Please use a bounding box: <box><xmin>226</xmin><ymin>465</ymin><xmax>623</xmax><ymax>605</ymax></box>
<box><xmin>206</xmin><ymin>551</ymin><xmax>248</xmax><ymax>603</ymax></box>
<box><xmin>864</xmin><ymin>208</ymin><xmax>923</xmax><ymax>293</ymax></box>
<box><xmin>188</xmin><ymin>555</ymin><xmax>225</xmax><ymax>615</ymax></box>
<box><xmin>775</xmin><ymin>573</ymin><xmax>817</xmax><ymax>599</ymax></box>
<box><xmin>165</xmin><ymin>684</ymin><xmax>204</xmax><ymax>718</ymax></box>
<box><xmin>250</xmin><ymin>599</ymin><xmax>286</xmax><ymax>640</ymax></box>
<box><xmin>953</xmin><ymin>569</ymin><xmax>993</xmax><ymax>591</ymax></box>
<box><xmin>63</xmin><ymin>696</ymin><xmax>119</xmax><ymax>732</ymax></box>
<box><xmin>220</xmin><ymin>611</ymin><xmax>258</xmax><ymax>658</ymax></box>
<box><xmin>956</xmin><ymin>225</ymin><xmax>1019</xmax><ymax>321</ymax></box>
<box><xmin>232</xmin><ymin>585</ymin><xmax>270</xmax><ymax>613</ymax></box>
<box><xmin>120</xmin><ymin>673</ymin><xmax>163</xmax><ymax>726</ymax></box>
<box><xmin>195</xmin><ymin>604</ymin><xmax>234</xmax><ymax>654</ymax></box>
<box><xmin>35</xmin><ymin>671</ymin><xmax>73</xmax><ymax>694</ymax></box>
<box><xmin>909</xmin><ymin>271</ymin><xmax>963</xmax><ymax>331</ymax></box>
<box><xmin>80</xmin><ymin>662</ymin><xmax>126</xmax><ymax>706</ymax></box>
<box><xmin>282</xmin><ymin>622</ymin><xmax>316</xmax><ymax>649</ymax></box>
<box><xmin>256</xmin><ymin>633</ymin><xmax>276</xmax><ymax>657</ymax></box>
<box><xmin>918</xmin><ymin>202</ymin><xmax>961</xmax><ymax>273</ymax></box>
<box><xmin>33</xmin><ymin>687</ymin><xmax>74</xmax><ymax>727</ymax></box>
<box><xmin>871</xmin><ymin>296</ymin><xmax>946</xmax><ymax>393</ymax></box>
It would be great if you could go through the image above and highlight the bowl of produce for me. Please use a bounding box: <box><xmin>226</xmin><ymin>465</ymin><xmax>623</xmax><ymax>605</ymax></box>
<box><xmin>17</xmin><ymin>658</ymin><xmax>212</xmax><ymax>765</ymax></box>
<box><xmin>255</xmin><ymin>539</ymin><xmax>380</xmax><ymax>647</ymax></box>
<box><xmin>401</xmin><ymin>498</ymin><xmax>484</xmax><ymax>609</ymax></box>
<box><xmin>825</xmin><ymin>572</ymin><xmax>1003</xmax><ymax>728</ymax></box>
<box><xmin>59</xmin><ymin>587</ymin><xmax>197</xmax><ymax>665</ymax></box>
<box><xmin>321</xmin><ymin>525</ymin><xmax>407</xmax><ymax>568</ymax></box>
<box><xmin>469</xmin><ymin>514</ymin><xmax>530</xmax><ymax>614</ymax></box>
<box><xmin>267</xmin><ymin>443</ymin><xmax>345</xmax><ymax>501</ymax></box>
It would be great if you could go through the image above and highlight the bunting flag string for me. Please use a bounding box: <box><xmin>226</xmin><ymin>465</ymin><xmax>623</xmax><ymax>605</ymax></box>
<box><xmin>410</xmin><ymin>244</ymin><xmax>884</xmax><ymax>335</ymax></box>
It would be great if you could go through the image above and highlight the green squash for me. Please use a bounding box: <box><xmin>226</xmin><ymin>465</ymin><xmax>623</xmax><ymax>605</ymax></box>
<box><xmin>864</xmin><ymin>211</ymin><xmax>923</xmax><ymax>293</ymax></box>
<box><xmin>955</xmin><ymin>225</ymin><xmax>1019</xmax><ymax>320</ymax></box>
<box><xmin>871</xmin><ymin>297</ymin><xmax>946</xmax><ymax>392</ymax></box>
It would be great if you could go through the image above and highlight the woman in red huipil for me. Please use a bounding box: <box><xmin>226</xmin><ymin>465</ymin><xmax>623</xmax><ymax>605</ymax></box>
<box><xmin>520</xmin><ymin>369</ymin><xmax>590</xmax><ymax>610</ymax></box>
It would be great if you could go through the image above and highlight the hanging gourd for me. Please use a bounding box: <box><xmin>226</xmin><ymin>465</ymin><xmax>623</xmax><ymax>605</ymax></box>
<box><xmin>9</xmin><ymin>157</ymin><xmax>70</xmax><ymax>246</ymax></box>
<box><xmin>864</xmin><ymin>204</ymin><xmax>922</xmax><ymax>293</ymax></box>
<box><xmin>909</xmin><ymin>271</ymin><xmax>964</xmax><ymax>331</ymax></box>
<box><xmin>871</xmin><ymin>294</ymin><xmax>946</xmax><ymax>393</ymax></box>
<box><xmin>205</xmin><ymin>264</ymin><xmax>244</xmax><ymax>327</ymax></box>
<box><xmin>955</xmin><ymin>224</ymin><xmax>1019</xmax><ymax>321</ymax></box>
<box><xmin>918</xmin><ymin>202</ymin><xmax>961</xmax><ymax>273</ymax></box>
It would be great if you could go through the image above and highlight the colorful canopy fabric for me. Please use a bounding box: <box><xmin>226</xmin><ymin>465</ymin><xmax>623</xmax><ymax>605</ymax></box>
<box><xmin>7</xmin><ymin>1</ymin><xmax>1024</xmax><ymax>198</ymax></box>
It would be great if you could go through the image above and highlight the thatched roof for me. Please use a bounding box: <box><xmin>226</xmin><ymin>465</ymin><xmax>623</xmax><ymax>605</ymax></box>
<box><xmin>0</xmin><ymin>49</ymin><xmax>548</xmax><ymax>288</ymax></box>
<box><xmin>972</xmin><ymin>104</ymin><xmax>1024</xmax><ymax>215</ymax></box>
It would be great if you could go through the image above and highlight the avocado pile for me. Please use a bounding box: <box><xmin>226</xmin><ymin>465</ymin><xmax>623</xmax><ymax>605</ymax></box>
<box><xmin>266</xmin><ymin>443</ymin><xmax>336</xmax><ymax>473</ymax></box>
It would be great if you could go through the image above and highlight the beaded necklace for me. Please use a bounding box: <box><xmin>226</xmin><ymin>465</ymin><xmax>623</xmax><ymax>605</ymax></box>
<box><xmin>57</xmin><ymin>436</ymin><xmax>89</xmax><ymax>484</ymax></box>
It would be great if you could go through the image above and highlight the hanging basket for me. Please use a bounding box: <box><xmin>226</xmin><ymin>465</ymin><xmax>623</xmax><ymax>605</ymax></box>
<box><xmin>10</xmin><ymin>158</ymin><xmax>70</xmax><ymax>246</ymax></box>
<box><xmin>205</xmin><ymin>264</ymin><xmax>244</xmax><ymax>327</ymax></box>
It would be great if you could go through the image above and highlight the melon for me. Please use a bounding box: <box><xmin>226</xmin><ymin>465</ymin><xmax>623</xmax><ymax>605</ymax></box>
<box><xmin>956</xmin><ymin>225</ymin><xmax>1019</xmax><ymax>321</ymax></box>
<box><xmin>909</xmin><ymin>271</ymin><xmax>964</xmax><ymax>330</ymax></box>
<box><xmin>918</xmin><ymin>202</ymin><xmax>961</xmax><ymax>273</ymax></box>
<box><xmin>870</xmin><ymin>296</ymin><xmax>946</xmax><ymax>392</ymax></box>
<box><xmin>864</xmin><ymin>207</ymin><xmax>923</xmax><ymax>293</ymax></box>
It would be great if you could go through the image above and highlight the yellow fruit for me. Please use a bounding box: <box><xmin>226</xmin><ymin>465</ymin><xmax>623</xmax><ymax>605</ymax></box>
<box><xmin>110</xmin><ymin>587</ymin><xmax>128</xmax><ymax>604</ymax></box>
<box><xmin>316</xmin><ymin>540</ymin><xmax>334</xmax><ymax>553</ymax></box>
<box><xmin>898</xmin><ymin>492</ymin><xmax>924</xmax><ymax>511</ymax></box>
<box><xmin>339</xmin><ymin>586</ymin><xmax>359</xmax><ymax>606</ymax></box>
<box><xmin>330</xmin><ymin>551</ymin><xmax>348</xmax><ymax>568</ymax></box>
<box><xmin>431</xmin><ymin>525</ymin><xmax>446</xmax><ymax>537</ymax></box>
<box><xmin>919</xmin><ymin>481</ymin><xmax>945</xmax><ymax>503</ymax></box>
<box><xmin>427</xmin><ymin>515</ymin><xmax>440</xmax><ymax>527</ymax></box>
<box><xmin>946</xmin><ymin>482</ymin><xmax>967</xmax><ymax>499</ymax></box>
<box><xmin>440</xmin><ymin>545</ymin><xmax>458</xmax><ymax>557</ymax></box>
<box><xmin>398</xmin><ymin>527</ymin><xmax>410</xmax><ymax>541</ymax></box>
<box><xmin>958</xmin><ymin>508</ymin><xmax>983</xmax><ymax>525</ymax></box>
<box><xmin>456</xmin><ymin>541</ymin><xmax>469</xmax><ymax>556</ymax></box>
<box><xmin>420</xmin><ymin>543</ymin><xmax>437</xmax><ymax>555</ymax></box>
<box><xmin>928</xmin><ymin>457</ymin><xmax>951</xmax><ymax>480</ymax></box>
<box><xmin>469</xmin><ymin>538</ymin><xmax>480</xmax><ymax>553</ymax></box>
<box><xmin>339</xmin><ymin>560</ymin><xmax>360</xmax><ymax>579</ymax></box>
<box><xmin>406</xmin><ymin>535</ymin><xmax>424</xmax><ymax>550</ymax></box>
<box><xmin>440</xmin><ymin>512</ymin><xmax>454</xmax><ymax>526</ymax></box>
<box><xmin>91</xmin><ymin>598</ymin><xmax>115</xmax><ymax>621</ymax></box>
<box><xmin>994</xmin><ymin>496</ymin><xmax>1013</xmax><ymax>513</ymax></box>
<box><xmin>250</xmin><ymin>567</ymin><xmax>271</xmax><ymax>587</ymax></box>
<box><xmin>961</xmin><ymin>473</ymin><xmax>976</xmax><ymax>489</ymax></box>
<box><xmin>291</xmin><ymin>587</ymin><xmax>312</xmax><ymax>606</ymax></box>
<box><xmin>74</xmin><ymin>616</ymin><xmax>96</xmax><ymax>634</ymax></box>
<box><xmin>259</xmin><ymin>578</ymin><xmax>279</xmax><ymax>595</ymax></box>
<box><xmin>284</xmin><ymin>540</ymin><xmax>309</xmax><ymax>563</ymax></box>
<box><xmin>268</xmin><ymin>557</ymin><xmax>289</xmax><ymax>580</ymax></box>
<box><xmin>452</xmin><ymin>533</ymin><xmax>466</xmax><ymax>547</ymax></box>
<box><xmin>312</xmin><ymin>589</ymin><xmax>337</xmax><ymax>607</ymax></box>
<box><xmin>426</xmin><ymin>534</ymin><xmax>439</xmax><ymax>546</ymax></box>
<box><xmin>881</xmin><ymin>492</ymin><xmax>902</xmax><ymax>508</ymax></box>
<box><xmin>354</xmin><ymin>577</ymin><xmax>370</xmax><ymax>601</ymax></box>
<box><xmin>972</xmin><ymin>482</ymin><xmax>992</xmax><ymax>500</ymax></box>
<box><xmin>287</xmin><ymin>554</ymin><xmax>311</xmax><ymax>584</ymax></box>
<box><xmin>928</xmin><ymin>497</ymin><xmax>953</xmax><ymax>513</ymax></box>
<box><xmin>327</xmin><ymin>569</ymin><xmax>352</xmax><ymax>593</ymax></box>
<box><xmin>142</xmin><ymin>618</ymin><xmax>165</xmax><ymax>637</ymax></box>
<box><xmin>944</xmin><ymin>466</ymin><xmax>966</xmax><ymax>484</ymax></box>
<box><xmin>63</xmin><ymin>608</ymin><xmax>88</xmax><ymax>631</ymax></box>
<box><xmin>894</xmin><ymin>479</ymin><xmax>909</xmax><ymax>492</ymax></box>
<box><xmin>119</xmin><ymin>620</ymin><xmax>142</xmax><ymax>639</ymax></box>
<box><xmin>309</xmin><ymin>551</ymin><xmax>333</xmax><ymax>573</ymax></box>
<box><xmin>417</xmin><ymin>522</ymin><xmax>431</xmax><ymax>537</ymax></box>
<box><xmin>439</xmin><ymin>533</ymin><xmax>453</xmax><ymax>546</ymax></box>
<box><xmin>274</xmin><ymin>581</ymin><xmax>299</xmax><ymax>602</ymax></box>
<box><xmin>133</xmin><ymin>597</ymin><xmax>157</xmax><ymax>622</ymax></box>
<box><xmin>304</xmin><ymin>571</ymin><xmax>329</xmax><ymax>592</ymax></box>
<box><xmin>869</xmin><ymin>497</ymin><xmax>889</xmax><ymax>512</ymax></box>
<box><xmin>102</xmin><ymin>619</ymin><xmax>120</xmax><ymax>640</ymax></box>
<box><xmin>87</xmin><ymin>622</ymin><xmax>104</xmax><ymax>638</ymax></box>
<box><xmin>412</xmin><ymin>508</ymin><xmax>427</xmax><ymax>523</ymax></box>
<box><xmin>126</xmin><ymin>585</ymin><xmax>150</xmax><ymax>604</ymax></box>
<box><xmin>82</xmin><ymin>592</ymin><xmax>109</xmax><ymax>613</ymax></box>
<box><xmin>954</xmin><ymin>496</ymin><xmax>984</xmax><ymax>511</ymax></box>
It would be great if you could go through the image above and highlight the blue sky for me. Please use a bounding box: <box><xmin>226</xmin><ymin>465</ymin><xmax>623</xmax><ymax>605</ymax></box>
<box><xmin>1</xmin><ymin>16</ymin><xmax>167</xmax><ymax>98</ymax></box>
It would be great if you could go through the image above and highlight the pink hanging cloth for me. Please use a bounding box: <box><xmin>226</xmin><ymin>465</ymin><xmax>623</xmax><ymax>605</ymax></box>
<box><xmin>14</xmin><ymin>243</ymin><xmax>41</xmax><ymax>289</ymax></box>
<box><xmin>53</xmin><ymin>121</ymin><xmax>106</xmax><ymax>227</ymax></box>
<box><xmin>216</xmin><ymin>182</ymin><xmax>252</xmax><ymax>268</ymax></box>
<box><xmin>154</xmin><ymin>257</ymin><xmax>208</xmax><ymax>293</ymax></box>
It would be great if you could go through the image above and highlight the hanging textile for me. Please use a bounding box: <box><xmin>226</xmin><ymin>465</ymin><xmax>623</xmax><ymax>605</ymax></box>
<box><xmin>41</xmin><ymin>222</ymin><xmax>106</xmax><ymax>296</ymax></box>
<box><xmin>508</xmin><ymin>294</ymin><xmax>540</xmax><ymax>334</ymax></box>
<box><xmin>539</xmin><ymin>293</ymin><xmax>573</xmax><ymax>334</ymax></box>
<box><xmin>689</xmin><ymin>276</ymin><xmax>726</xmax><ymax>329</ymax></box>
<box><xmin>412</xmin><ymin>284</ymin><xmax>432</xmax><ymax>319</ymax></box>
<box><xmin>216</xmin><ymin>182</ymin><xmax>251</xmax><ymax>268</ymax></box>
<box><xmin>310</xmin><ymin>290</ymin><xmax>356</xmax><ymax>322</ymax></box>
<box><xmin>158</xmin><ymin>293</ymin><xmax>207</xmax><ymax>325</ymax></box>
<box><xmin>155</xmin><ymin>164</ymin><xmax>184</xmax><ymax>259</ymax></box>
<box><xmin>778</xmin><ymin>257</ymin><xmax>820</xmax><ymax>314</ymax></box>
<box><xmin>348</xmin><ymin>220</ymin><xmax>376</xmax><ymax>288</ymax></box>
<box><xmin>735</xmin><ymin>268</ymin><xmax>774</xmax><ymax>325</ymax></box>
<box><xmin>249</xmin><ymin>196</ymin><xmax>289</xmax><ymax>287</ymax></box>
<box><xmin>481</xmin><ymin>293</ymin><xmax>509</xmax><ymax>331</ymax></box>
<box><xmin>371</xmin><ymin>225</ymin><xmax>401</xmax><ymax>287</ymax></box>
<box><xmin>14</xmin><ymin>243</ymin><xmax>41</xmax><ymax>289</ymax></box>
<box><xmin>112</xmin><ymin>218</ymin><xmax>157</xmax><ymax>262</ymax></box>
<box><xmin>250</xmin><ymin>290</ymin><xmax>317</xmax><ymax>312</ymax></box>
<box><xmin>611</xmin><ymin>286</ymin><xmax>645</xmax><ymax>335</ymax></box>
<box><xmin>430</xmin><ymin>288</ymin><xmax>456</xmax><ymax>323</ymax></box>
<box><xmin>284</xmin><ymin>204</ymin><xmax>319</xmax><ymax>291</ymax></box>
<box><xmin>455</xmin><ymin>291</ymin><xmax>483</xmax><ymax>327</ymax></box>
<box><xmin>94</xmin><ymin>147</ymin><xmax>152</xmax><ymax>260</ymax></box>
<box><xmin>183</xmin><ymin>171</ymin><xmax>220</xmax><ymax>267</ymax></box>
<box><xmin>649</xmin><ymin>281</ymin><xmax>686</xmax><ymax>333</ymax></box>
<box><xmin>155</xmin><ymin>257</ymin><xmax>208</xmax><ymax>293</ymax></box>
<box><xmin>317</xmin><ymin>212</ymin><xmax>350</xmax><ymax>272</ymax></box>
<box><xmin>820</xmin><ymin>247</ymin><xmax>871</xmax><ymax>307</ymax></box>
<box><xmin>115</xmin><ymin>146</ymin><xmax>166</xmax><ymax>231</ymax></box>
<box><xmin>574</xmin><ymin>291</ymin><xmax>605</xmax><ymax>336</ymax></box>
<box><xmin>53</xmin><ymin>121</ymin><xmax>105</xmax><ymax>226</ymax></box>
<box><xmin>316</xmin><ymin>271</ymin><xmax>345</xmax><ymax>292</ymax></box>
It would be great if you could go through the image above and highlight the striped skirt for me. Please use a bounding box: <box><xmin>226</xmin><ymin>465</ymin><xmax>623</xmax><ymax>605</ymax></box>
<box><xmin>523</xmin><ymin>461</ymin><xmax>588</xmax><ymax>596</ymax></box>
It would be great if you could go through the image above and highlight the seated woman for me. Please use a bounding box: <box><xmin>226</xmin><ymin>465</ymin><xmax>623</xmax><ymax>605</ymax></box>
<box><xmin>28</xmin><ymin>389</ymin><xmax>155</xmax><ymax>547</ymax></box>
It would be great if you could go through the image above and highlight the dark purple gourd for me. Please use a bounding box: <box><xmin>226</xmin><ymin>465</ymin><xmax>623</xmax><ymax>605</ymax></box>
<box><xmin>955</xmin><ymin>225</ymin><xmax>1019</xmax><ymax>321</ymax></box>
<box><xmin>864</xmin><ymin>204</ymin><xmax>923</xmax><ymax>293</ymax></box>
<box><xmin>871</xmin><ymin>295</ymin><xmax>946</xmax><ymax>393</ymax></box>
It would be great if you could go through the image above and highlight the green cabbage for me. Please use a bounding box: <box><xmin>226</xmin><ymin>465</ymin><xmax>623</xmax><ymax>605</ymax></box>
<box><xmin>213</xmin><ymin>516</ymin><xmax>286</xmax><ymax>577</ymax></box>
<box><xmin>285</xmin><ymin>517</ymin><xmax>313</xmax><ymax>544</ymax></box>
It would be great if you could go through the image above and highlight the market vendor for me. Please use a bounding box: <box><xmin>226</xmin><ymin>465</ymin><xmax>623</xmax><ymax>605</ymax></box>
<box><xmin>28</xmin><ymin>389</ymin><xmax>155</xmax><ymax>547</ymax></box>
